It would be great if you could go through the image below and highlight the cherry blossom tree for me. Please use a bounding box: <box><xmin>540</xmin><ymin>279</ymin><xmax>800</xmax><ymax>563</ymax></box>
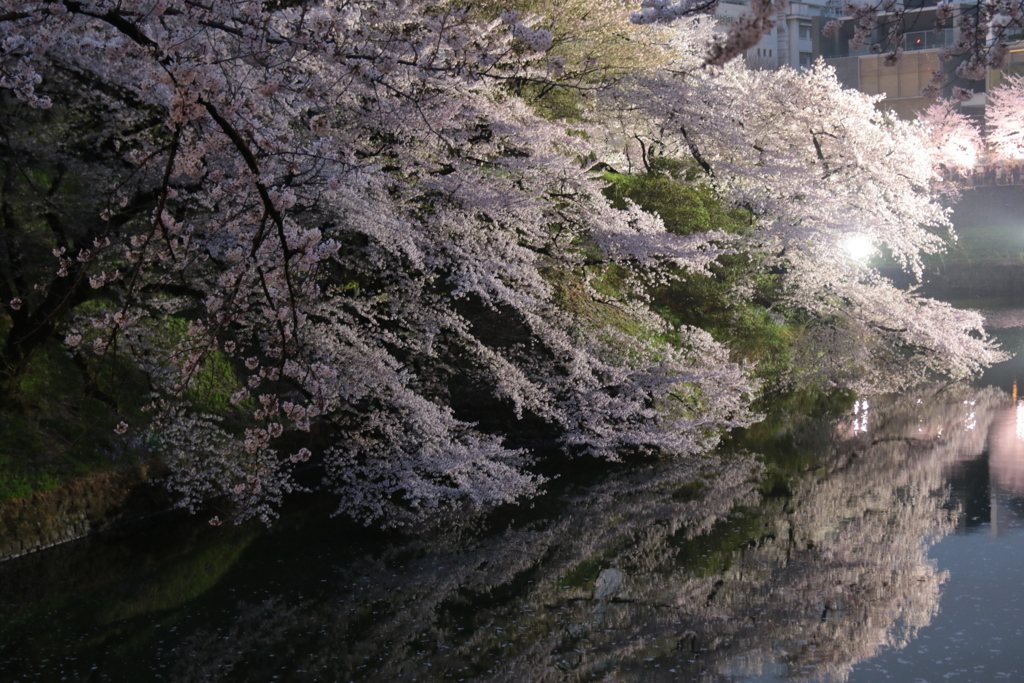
<box><xmin>986</xmin><ymin>72</ymin><xmax>1024</xmax><ymax>160</ymax></box>
<box><xmin>912</xmin><ymin>75</ymin><xmax>1024</xmax><ymax>167</ymax></box>
<box><xmin>630</xmin><ymin>0</ymin><xmax>786</xmax><ymax>66</ymax></box>
<box><xmin>75</xmin><ymin>383</ymin><xmax>996</xmax><ymax>683</ymax></box>
<box><xmin>0</xmin><ymin>0</ymin><xmax>756</xmax><ymax>523</ymax></box>
<box><xmin>0</xmin><ymin>1</ymin><xmax>1006</xmax><ymax>525</ymax></box>
<box><xmin>595</xmin><ymin>32</ymin><xmax>1003</xmax><ymax>391</ymax></box>
<box><xmin>917</xmin><ymin>99</ymin><xmax>983</xmax><ymax>171</ymax></box>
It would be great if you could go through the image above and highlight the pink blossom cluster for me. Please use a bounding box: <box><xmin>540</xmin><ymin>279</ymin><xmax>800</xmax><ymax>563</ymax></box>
<box><xmin>986</xmin><ymin>73</ymin><xmax>1024</xmax><ymax>159</ymax></box>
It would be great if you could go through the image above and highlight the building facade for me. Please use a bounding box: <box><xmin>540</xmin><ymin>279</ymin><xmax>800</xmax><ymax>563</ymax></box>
<box><xmin>714</xmin><ymin>1</ymin><xmax>1024</xmax><ymax>119</ymax></box>
<box><xmin>713</xmin><ymin>0</ymin><xmax>839</xmax><ymax>71</ymax></box>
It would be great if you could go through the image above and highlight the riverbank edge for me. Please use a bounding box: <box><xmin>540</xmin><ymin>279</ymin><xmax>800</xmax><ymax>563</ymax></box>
<box><xmin>0</xmin><ymin>255</ymin><xmax>1013</xmax><ymax>563</ymax></box>
<box><xmin>0</xmin><ymin>463</ymin><xmax>176</xmax><ymax>561</ymax></box>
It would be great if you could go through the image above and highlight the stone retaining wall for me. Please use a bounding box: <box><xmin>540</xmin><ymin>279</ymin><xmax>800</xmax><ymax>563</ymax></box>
<box><xmin>0</xmin><ymin>465</ymin><xmax>173</xmax><ymax>561</ymax></box>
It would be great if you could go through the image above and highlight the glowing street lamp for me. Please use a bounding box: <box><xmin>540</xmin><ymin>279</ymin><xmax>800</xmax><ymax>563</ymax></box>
<box><xmin>842</xmin><ymin>234</ymin><xmax>873</xmax><ymax>261</ymax></box>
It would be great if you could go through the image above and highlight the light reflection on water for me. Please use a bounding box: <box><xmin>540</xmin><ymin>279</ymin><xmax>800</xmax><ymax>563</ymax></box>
<box><xmin>6</xmin><ymin>312</ymin><xmax>1024</xmax><ymax>680</ymax></box>
<box><xmin>837</xmin><ymin>304</ymin><xmax>1024</xmax><ymax>683</ymax></box>
<box><xmin>851</xmin><ymin>399</ymin><xmax>869</xmax><ymax>435</ymax></box>
<box><xmin>841</xmin><ymin>404</ymin><xmax>1024</xmax><ymax>683</ymax></box>
<box><xmin>985</xmin><ymin>399</ymin><xmax>1024</xmax><ymax>498</ymax></box>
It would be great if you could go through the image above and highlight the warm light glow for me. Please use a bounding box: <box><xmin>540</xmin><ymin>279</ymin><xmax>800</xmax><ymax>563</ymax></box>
<box><xmin>942</xmin><ymin>134</ymin><xmax>979</xmax><ymax>169</ymax></box>
<box><xmin>1015</xmin><ymin>399</ymin><xmax>1024</xmax><ymax>441</ymax></box>
<box><xmin>853</xmin><ymin>398</ymin><xmax>869</xmax><ymax>434</ymax></box>
<box><xmin>843</xmin><ymin>235</ymin><xmax>873</xmax><ymax>261</ymax></box>
<box><xmin>989</xmin><ymin>401</ymin><xmax>1024</xmax><ymax>495</ymax></box>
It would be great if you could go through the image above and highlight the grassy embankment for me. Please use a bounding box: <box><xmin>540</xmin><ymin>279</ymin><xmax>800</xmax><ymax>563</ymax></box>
<box><xmin>0</xmin><ymin>316</ymin><xmax>243</xmax><ymax>506</ymax></box>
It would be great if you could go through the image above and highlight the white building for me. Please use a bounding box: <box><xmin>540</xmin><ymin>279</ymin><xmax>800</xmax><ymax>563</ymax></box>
<box><xmin>713</xmin><ymin>1</ymin><xmax>998</xmax><ymax>119</ymax></box>
<box><xmin>713</xmin><ymin>0</ymin><xmax>839</xmax><ymax>71</ymax></box>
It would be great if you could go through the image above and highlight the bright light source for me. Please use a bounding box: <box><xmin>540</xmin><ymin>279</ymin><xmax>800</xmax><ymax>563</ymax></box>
<box><xmin>842</xmin><ymin>234</ymin><xmax>873</xmax><ymax>261</ymax></box>
<box><xmin>944</xmin><ymin>134</ymin><xmax>979</xmax><ymax>168</ymax></box>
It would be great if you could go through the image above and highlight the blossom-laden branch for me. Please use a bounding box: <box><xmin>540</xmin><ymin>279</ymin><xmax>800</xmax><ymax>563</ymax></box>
<box><xmin>631</xmin><ymin>0</ymin><xmax>790</xmax><ymax>66</ymax></box>
<box><xmin>594</xmin><ymin>48</ymin><xmax>1004</xmax><ymax>393</ymax></box>
<box><xmin>0</xmin><ymin>0</ymin><xmax>761</xmax><ymax>524</ymax></box>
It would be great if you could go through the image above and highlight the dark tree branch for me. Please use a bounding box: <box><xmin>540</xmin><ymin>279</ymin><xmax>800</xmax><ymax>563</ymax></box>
<box><xmin>680</xmin><ymin>125</ymin><xmax>714</xmax><ymax>178</ymax></box>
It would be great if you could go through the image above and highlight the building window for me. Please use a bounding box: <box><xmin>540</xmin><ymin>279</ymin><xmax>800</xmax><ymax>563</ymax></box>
<box><xmin>799</xmin><ymin>22</ymin><xmax>812</xmax><ymax>40</ymax></box>
<box><xmin>799</xmin><ymin>51</ymin><xmax>813</xmax><ymax>68</ymax></box>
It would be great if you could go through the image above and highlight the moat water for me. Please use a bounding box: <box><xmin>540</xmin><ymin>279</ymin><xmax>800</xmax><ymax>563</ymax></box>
<box><xmin>4</xmin><ymin>301</ymin><xmax>1024</xmax><ymax>682</ymax></box>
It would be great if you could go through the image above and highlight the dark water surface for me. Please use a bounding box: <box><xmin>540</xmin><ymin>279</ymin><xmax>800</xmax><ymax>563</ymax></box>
<box><xmin>4</xmin><ymin>306</ymin><xmax>1024</xmax><ymax>682</ymax></box>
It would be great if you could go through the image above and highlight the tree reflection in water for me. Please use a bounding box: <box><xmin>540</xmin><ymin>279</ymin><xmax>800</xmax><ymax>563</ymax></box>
<box><xmin>143</xmin><ymin>385</ymin><xmax>1000</xmax><ymax>683</ymax></box>
<box><xmin>0</xmin><ymin>385</ymin><xmax>1006</xmax><ymax>682</ymax></box>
